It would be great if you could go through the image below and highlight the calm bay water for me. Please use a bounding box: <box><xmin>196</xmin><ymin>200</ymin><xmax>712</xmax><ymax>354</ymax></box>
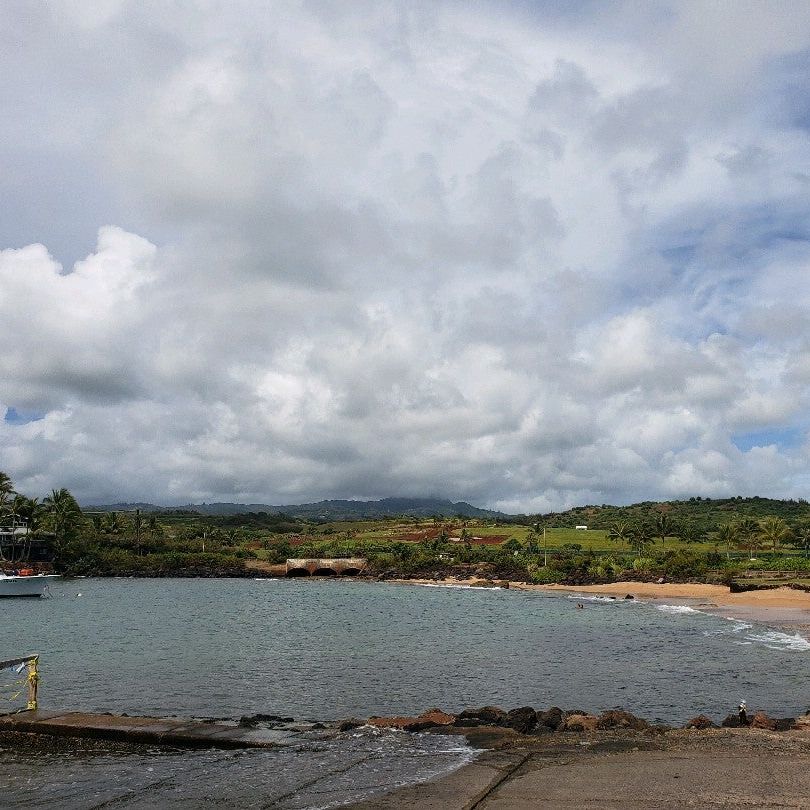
<box><xmin>3</xmin><ymin>577</ymin><xmax>809</xmax><ymax>722</ymax></box>
<box><xmin>2</xmin><ymin>577</ymin><xmax>810</xmax><ymax>808</ymax></box>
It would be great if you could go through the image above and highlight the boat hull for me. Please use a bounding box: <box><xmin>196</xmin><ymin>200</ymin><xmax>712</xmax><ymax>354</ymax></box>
<box><xmin>0</xmin><ymin>575</ymin><xmax>59</xmax><ymax>598</ymax></box>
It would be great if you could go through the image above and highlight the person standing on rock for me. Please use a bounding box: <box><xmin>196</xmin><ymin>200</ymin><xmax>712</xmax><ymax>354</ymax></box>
<box><xmin>739</xmin><ymin>700</ymin><xmax>748</xmax><ymax>726</ymax></box>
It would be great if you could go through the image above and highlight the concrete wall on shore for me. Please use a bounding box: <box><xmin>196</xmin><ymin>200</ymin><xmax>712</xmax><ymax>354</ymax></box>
<box><xmin>285</xmin><ymin>558</ymin><xmax>367</xmax><ymax>576</ymax></box>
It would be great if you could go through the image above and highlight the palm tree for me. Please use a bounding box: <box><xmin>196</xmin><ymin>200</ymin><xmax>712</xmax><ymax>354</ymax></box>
<box><xmin>628</xmin><ymin>523</ymin><xmax>654</xmax><ymax>554</ymax></box>
<box><xmin>608</xmin><ymin>521</ymin><xmax>631</xmax><ymax>553</ymax></box>
<box><xmin>677</xmin><ymin>522</ymin><xmax>706</xmax><ymax>545</ymax></box>
<box><xmin>43</xmin><ymin>488</ymin><xmax>84</xmax><ymax>562</ymax></box>
<box><xmin>0</xmin><ymin>494</ymin><xmax>39</xmax><ymax>564</ymax></box>
<box><xmin>715</xmin><ymin>523</ymin><xmax>739</xmax><ymax>560</ymax></box>
<box><xmin>736</xmin><ymin>517</ymin><xmax>760</xmax><ymax>560</ymax></box>
<box><xmin>91</xmin><ymin>514</ymin><xmax>104</xmax><ymax>539</ymax></box>
<box><xmin>655</xmin><ymin>513</ymin><xmax>675</xmax><ymax>549</ymax></box>
<box><xmin>131</xmin><ymin>509</ymin><xmax>144</xmax><ymax>556</ymax></box>
<box><xmin>106</xmin><ymin>512</ymin><xmax>123</xmax><ymax>537</ymax></box>
<box><xmin>0</xmin><ymin>472</ymin><xmax>15</xmax><ymax>500</ymax></box>
<box><xmin>0</xmin><ymin>472</ymin><xmax>15</xmax><ymax>528</ymax></box>
<box><xmin>757</xmin><ymin>517</ymin><xmax>792</xmax><ymax>553</ymax></box>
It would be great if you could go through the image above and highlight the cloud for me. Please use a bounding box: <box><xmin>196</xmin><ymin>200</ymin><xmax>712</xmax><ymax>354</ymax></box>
<box><xmin>1</xmin><ymin>1</ymin><xmax>810</xmax><ymax>510</ymax></box>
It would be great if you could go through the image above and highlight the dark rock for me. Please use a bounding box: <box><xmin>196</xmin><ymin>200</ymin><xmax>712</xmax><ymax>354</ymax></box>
<box><xmin>624</xmin><ymin>594</ymin><xmax>635</xmax><ymax>600</ymax></box>
<box><xmin>504</xmin><ymin>706</ymin><xmax>537</xmax><ymax>734</ymax></box>
<box><xmin>338</xmin><ymin>718</ymin><xmax>365</xmax><ymax>731</ymax></box>
<box><xmin>538</xmin><ymin>707</ymin><xmax>565</xmax><ymax>730</ymax></box>
<box><xmin>597</xmin><ymin>710</ymin><xmax>648</xmax><ymax>731</ymax></box>
<box><xmin>721</xmin><ymin>714</ymin><xmax>742</xmax><ymax>728</ymax></box>
<box><xmin>238</xmin><ymin>713</ymin><xmax>294</xmax><ymax>727</ymax></box>
<box><xmin>684</xmin><ymin>714</ymin><xmax>716</xmax><ymax>729</ymax></box>
<box><xmin>774</xmin><ymin>718</ymin><xmax>794</xmax><ymax>731</ymax></box>
<box><xmin>456</xmin><ymin>706</ymin><xmax>506</xmax><ymax>726</ymax></box>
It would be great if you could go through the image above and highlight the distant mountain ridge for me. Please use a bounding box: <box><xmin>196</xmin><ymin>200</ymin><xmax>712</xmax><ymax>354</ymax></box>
<box><xmin>82</xmin><ymin>497</ymin><xmax>506</xmax><ymax>520</ymax></box>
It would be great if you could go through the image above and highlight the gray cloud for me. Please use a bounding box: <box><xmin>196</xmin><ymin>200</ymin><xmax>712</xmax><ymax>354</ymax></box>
<box><xmin>2</xmin><ymin>1</ymin><xmax>810</xmax><ymax>510</ymax></box>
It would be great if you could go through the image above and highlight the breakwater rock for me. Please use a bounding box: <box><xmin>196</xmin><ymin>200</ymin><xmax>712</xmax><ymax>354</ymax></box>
<box><xmin>347</xmin><ymin>706</ymin><xmax>810</xmax><ymax>736</ymax></box>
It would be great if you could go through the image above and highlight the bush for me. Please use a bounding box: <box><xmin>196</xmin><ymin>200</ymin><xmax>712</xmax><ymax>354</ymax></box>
<box><xmin>528</xmin><ymin>565</ymin><xmax>560</xmax><ymax>584</ymax></box>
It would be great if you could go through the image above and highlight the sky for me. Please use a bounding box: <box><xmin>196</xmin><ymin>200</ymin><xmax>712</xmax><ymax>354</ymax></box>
<box><xmin>2</xmin><ymin>1</ymin><xmax>810</xmax><ymax>512</ymax></box>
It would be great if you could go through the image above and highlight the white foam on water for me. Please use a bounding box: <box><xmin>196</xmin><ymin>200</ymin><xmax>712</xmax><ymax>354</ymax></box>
<box><xmin>414</xmin><ymin>583</ymin><xmax>500</xmax><ymax>591</ymax></box>
<box><xmin>565</xmin><ymin>594</ymin><xmax>621</xmax><ymax>603</ymax></box>
<box><xmin>743</xmin><ymin>630</ymin><xmax>810</xmax><ymax>652</ymax></box>
<box><xmin>655</xmin><ymin>604</ymin><xmax>701</xmax><ymax>615</ymax></box>
<box><xmin>723</xmin><ymin>616</ymin><xmax>754</xmax><ymax>631</ymax></box>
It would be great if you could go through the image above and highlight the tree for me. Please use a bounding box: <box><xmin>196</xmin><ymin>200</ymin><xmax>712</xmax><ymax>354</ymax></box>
<box><xmin>0</xmin><ymin>494</ymin><xmax>40</xmax><ymax>564</ymax></box>
<box><xmin>677</xmin><ymin>522</ymin><xmax>706</xmax><ymax>545</ymax></box>
<box><xmin>655</xmin><ymin>513</ymin><xmax>675</xmax><ymax>549</ymax></box>
<box><xmin>757</xmin><ymin>517</ymin><xmax>792</xmax><ymax>553</ymax></box>
<box><xmin>43</xmin><ymin>488</ymin><xmax>84</xmax><ymax>564</ymax></box>
<box><xmin>131</xmin><ymin>509</ymin><xmax>144</xmax><ymax>556</ymax></box>
<box><xmin>608</xmin><ymin>521</ymin><xmax>631</xmax><ymax>553</ymax></box>
<box><xmin>715</xmin><ymin>523</ymin><xmax>739</xmax><ymax>560</ymax></box>
<box><xmin>736</xmin><ymin>517</ymin><xmax>760</xmax><ymax>559</ymax></box>
<box><xmin>106</xmin><ymin>511</ymin><xmax>123</xmax><ymax>537</ymax></box>
<box><xmin>628</xmin><ymin>523</ymin><xmax>654</xmax><ymax>554</ymax></box>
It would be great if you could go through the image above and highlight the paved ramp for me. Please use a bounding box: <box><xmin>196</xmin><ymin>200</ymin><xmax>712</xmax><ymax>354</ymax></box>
<box><xmin>0</xmin><ymin>710</ymin><xmax>293</xmax><ymax>748</ymax></box>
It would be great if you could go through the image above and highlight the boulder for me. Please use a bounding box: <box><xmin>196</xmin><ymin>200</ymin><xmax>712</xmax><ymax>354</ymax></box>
<box><xmin>750</xmin><ymin>711</ymin><xmax>777</xmax><ymax>730</ymax></box>
<box><xmin>563</xmin><ymin>713</ymin><xmax>599</xmax><ymax>732</ymax></box>
<box><xmin>721</xmin><ymin>714</ymin><xmax>742</xmax><ymax>728</ymax></box>
<box><xmin>238</xmin><ymin>713</ymin><xmax>294</xmax><ymax>727</ymax></box>
<box><xmin>371</xmin><ymin>709</ymin><xmax>456</xmax><ymax>732</ymax></box>
<box><xmin>504</xmin><ymin>706</ymin><xmax>537</xmax><ymax>734</ymax></box>
<box><xmin>684</xmin><ymin>715</ymin><xmax>716</xmax><ymax>730</ymax></box>
<box><xmin>455</xmin><ymin>706</ymin><xmax>506</xmax><ymax>726</ymax></box>
<box><xmin>774</xmin><ymin>718</ymin><xmax>794</xmax><ymax>731</ymax></box>
<box><xmin>597</xmin><ymin>710</ymin><xmax>649</xmax><ymax>731</ymax></box>
<box><xmin>791</xmin><ymin>712</ymin><xmax>810</xmax><ymax>731</ymax></box>
<box><xmin>537</xmin><ymin>707</ymin><xmax>565</xmax><ymax>731</ymax></box>
<box><xmin>338</xmin><ymin>718</ymin><xmax>365</xmax><ymax>732</ymax></box>
<box><xmin>624</xmin><ymin>594</ymin><xmax>635</xmax><ymax>600</ymax></box>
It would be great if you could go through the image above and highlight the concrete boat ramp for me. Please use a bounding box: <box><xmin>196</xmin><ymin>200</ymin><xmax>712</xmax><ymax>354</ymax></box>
<box><xmin>0</xmin><ymin>709</ymin><xmax>300</xmax><ymax>748</ymax></box>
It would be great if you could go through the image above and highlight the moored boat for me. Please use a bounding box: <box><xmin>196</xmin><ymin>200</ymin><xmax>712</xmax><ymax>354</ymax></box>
<box><xmin>0</xmin><ymin>573</ymin><xmax>59</xmax><ymax>598</ymax></box>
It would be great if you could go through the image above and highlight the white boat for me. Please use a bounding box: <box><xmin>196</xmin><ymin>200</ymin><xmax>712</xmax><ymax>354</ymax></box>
<box><xmin>0</xmin><ymin>573</ymin><xmax>59</xmax><ymax>598</ymax></box>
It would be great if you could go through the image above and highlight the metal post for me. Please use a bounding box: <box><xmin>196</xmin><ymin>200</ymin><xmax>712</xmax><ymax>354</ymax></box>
<box><xmin>26</xmin><ymin>656</ymin><xmax>39</xmax><ymax>711</ymax></box>
<box><xmin>543</xmin><ymin>527</ymin><xmax>547</xmax><ymax>567</ymax></box>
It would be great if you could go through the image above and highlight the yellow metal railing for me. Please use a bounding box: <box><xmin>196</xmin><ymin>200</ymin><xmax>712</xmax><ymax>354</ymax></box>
<box><xmin>0</xmin><ymin>655</ymin><xmax>39</xmax><ymax>711</ymax></box>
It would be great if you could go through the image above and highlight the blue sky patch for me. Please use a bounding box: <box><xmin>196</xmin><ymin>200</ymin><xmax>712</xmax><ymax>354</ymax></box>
<box><xmin>732</xmin><ymin>426</ymin><xmax>802</xmax><ymax>452</ymax></box>
<box><xmin>4</xmin><ymin>407</ymin><xmax>45</xmax><ymax>426</ymax></box>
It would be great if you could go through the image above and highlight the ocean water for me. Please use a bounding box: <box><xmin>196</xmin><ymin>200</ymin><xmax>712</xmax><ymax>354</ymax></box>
<box><xmin>2</xmin><ymin>577</ymin><xmax>809</xmax><ymax>807</ymax></box>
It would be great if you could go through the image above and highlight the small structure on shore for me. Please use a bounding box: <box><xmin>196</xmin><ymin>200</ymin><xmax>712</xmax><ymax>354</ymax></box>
<box><xmin>285</xmin><ymin>558</ymin><xmax>367</xmax><ymax>577</ymax></box>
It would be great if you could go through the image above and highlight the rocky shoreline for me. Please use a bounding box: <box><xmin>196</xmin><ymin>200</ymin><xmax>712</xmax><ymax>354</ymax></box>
<box><xmin>340</xmin><ymin>704</ymin><xmax>810</xmax><ymax>809</ymax></box>
<box><xmin>338</xmin><ymin>703</ymin><xmax>810</xmax><ymax>737</ymax></box>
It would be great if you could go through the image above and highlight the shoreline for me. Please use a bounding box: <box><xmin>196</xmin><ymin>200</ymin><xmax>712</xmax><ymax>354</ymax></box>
<box><xmin>388</xmin><ymin>577</ymin><xmax>810</xmax><ymax>631</ymax></box>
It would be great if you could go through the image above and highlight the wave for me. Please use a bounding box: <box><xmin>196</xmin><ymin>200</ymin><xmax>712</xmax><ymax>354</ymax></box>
<box><xmin>743</xmin><ymin>630</ymin><xmax>810</xmax><ymax>652</ymax></box>
<box><xmin>413</xmin><ymin>582</ymin><xmax>502</xmax><ymax>591</ymax></box>
<box><xmin>655</xmin><ymin>604</ymin><xmax>702</xmax><ymax>615</ymax></box>
<box><xmin>565</xmin><ymin>594</ymin><xmax>623</xmax><ymax>603</ymax></box>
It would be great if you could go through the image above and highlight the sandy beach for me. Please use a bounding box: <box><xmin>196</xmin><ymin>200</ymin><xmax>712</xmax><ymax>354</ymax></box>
<box><xmin>393</xmin><ymin>577</ymin><xmax>810</xmax><ymax>630</ymax></box>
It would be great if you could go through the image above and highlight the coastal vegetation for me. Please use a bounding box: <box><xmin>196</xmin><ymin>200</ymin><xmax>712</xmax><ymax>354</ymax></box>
<box><xmin>3</xmin><ymin>471</ymin><xmax>810</xmax><ymax>587</ymax></box>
